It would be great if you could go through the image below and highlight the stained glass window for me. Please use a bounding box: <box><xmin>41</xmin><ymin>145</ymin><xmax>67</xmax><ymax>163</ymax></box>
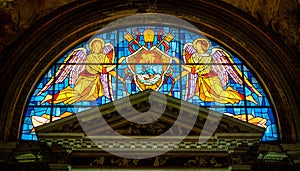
<box><xmin>21</xmin><ymin>25</ymin><xmax>278</xmax><ymax>142</ymax></box>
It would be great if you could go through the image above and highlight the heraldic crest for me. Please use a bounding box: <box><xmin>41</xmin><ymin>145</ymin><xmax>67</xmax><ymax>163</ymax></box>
<box><xmin>123</xmin><ymin>27</ymin><xmax>174</xmax><ymax>91</ymax></box>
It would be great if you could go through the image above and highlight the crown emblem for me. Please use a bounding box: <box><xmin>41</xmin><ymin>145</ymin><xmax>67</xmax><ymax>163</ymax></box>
<box><xmin>124</xmin><ymin>28</ymin><xmax>174</xmax><ymax>53</ymax></box>
<box><xmin>143</xmin><ymin>27</ymin><xmax>155</xmax><ymax>43</ymax></box>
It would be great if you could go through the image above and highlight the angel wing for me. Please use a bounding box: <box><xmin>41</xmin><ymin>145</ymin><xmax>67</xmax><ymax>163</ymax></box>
<box><xmin>183</xmin><ymin>43</ymin><xmax>196</xmax><ymax>63</ymax></box>
<box><xmin>183</xmin><ymin>43</ymin><xmax>198</xmax><ymax>100</ymax></box>
<box><xmin>100</xmin><ymin>43</ymin><xmax>115</xmax><ymax>100</ymax></box>
<box><xmin>103</xmin><ymin>43</ymin><xmax>115</xmax><ymax>63</ymax></box>
<box><xmin>36</xmin><ymin>48</ymin><xmax>87</xmax><ymax>96</ymax></box>
<box><xmin>211</xmin><ymin>48</ymin><xmax>262</xmax><ymax>96</ymax></box>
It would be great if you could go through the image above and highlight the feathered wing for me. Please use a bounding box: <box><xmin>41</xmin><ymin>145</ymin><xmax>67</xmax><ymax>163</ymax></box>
<box><xmin>183</xmin><ymin>43</ymin><xmax>198</xmax><ymax>101</ymax></box>
<box><xmin>101</xmin><ymin>43</ymin><xmax>115</xmax><ymax>100</ymax></box>
<box><xmin>103</xmin><ymin>43</ymin><xmax>115</xmax><ymax>63</ymax></box>
<box><xmin>36</xmin><ymin>48</ymin><xmax>87</xmax><ymax>96</ymax></box>
<box><xmin>183</xmin><ymin>43</ymin><xmax>196</xmax><ymax>63</ymax></box>
<box><xmin>211</xmin><ymin>48</ymin><xmax>262</xmax><ymax>96</ymax></box>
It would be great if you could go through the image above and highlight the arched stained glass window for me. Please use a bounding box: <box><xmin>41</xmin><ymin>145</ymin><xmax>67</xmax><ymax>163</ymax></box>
<box><xmin>21</xmin><ymin>14</ymin><xmax>278</xmax><ymax>142</ymax></box>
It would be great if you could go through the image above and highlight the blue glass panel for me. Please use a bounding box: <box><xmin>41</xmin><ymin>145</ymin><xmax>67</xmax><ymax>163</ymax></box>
<box><xmin>243</xmin><ymin>66</ymin><xmax>270</xmax><ymax>107</ymax></box>
<box><xmin>52</xmin><ymin>107</ymin><xmax>91</xmax><ymax>117</ymax></box>
<box><xmin>263</xmin><ymin>124</ymin><xmax>278</xmax><ymax>141</ymax></box>
<box><xmin>28</xmin><ymin>66</ymin><xmax>56</xmax><ymax>106</ymax></box>
<box><xmin>208</xmin><ymin>107</ymin><xmax>246</xmax><ymax>117</ymax></box>
<box><xmin>158</xmin><ymin>64</ymin><xmax>181</xmax><ymax>97</ymax></box>
<box><xmin>21</xmin><ymin>107</ymin><xmax>51</xmax><ymax>140</ymax></box>
<box><xmin>247</xmin><ymin>107</ymin><xmax>278</xmax><ymax>141</ymax></box>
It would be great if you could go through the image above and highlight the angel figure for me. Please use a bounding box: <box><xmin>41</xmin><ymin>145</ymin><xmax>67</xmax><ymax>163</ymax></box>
<box><xmin>38</xmin><ymin>38</ymin><xmax>125</xmax><ymax>104</ymax></box>
<box><xmin>173</xmin><ymin>38</ymin><xmax>262</xmax><ymax>104</ymax></box>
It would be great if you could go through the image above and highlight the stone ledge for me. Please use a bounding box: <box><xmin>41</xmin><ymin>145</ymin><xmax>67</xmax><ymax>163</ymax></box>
<box><xmin>281</xmin><ymin>143</ymin><xmax>300</xmax><ymax>151</ymax></box>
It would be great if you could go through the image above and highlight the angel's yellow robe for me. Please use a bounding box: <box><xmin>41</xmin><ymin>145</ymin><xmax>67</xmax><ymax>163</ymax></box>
<box><xmin>187</xmin><ymin>53</ymin><xmax>244</xmax><ymax>104</ymax></box>
<box><xmin>44</xmin><ymin>53</ymin><xmax>113</xmax><ymax>104</ymax></box>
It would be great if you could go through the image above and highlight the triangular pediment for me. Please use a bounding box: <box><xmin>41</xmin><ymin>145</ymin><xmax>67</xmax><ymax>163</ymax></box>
<box><xmin>36</xmin><ymin>90</ymin><xmax>264</xmax><ymax>140</ymax></box>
